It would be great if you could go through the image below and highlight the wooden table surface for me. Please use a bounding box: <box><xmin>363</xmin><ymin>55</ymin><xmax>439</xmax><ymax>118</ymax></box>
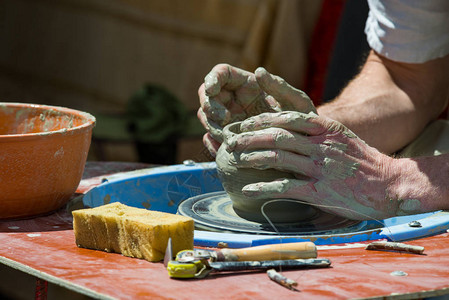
<box><xmin>1</xmin><ymin>162</ymin><xmax>449</xmax><ymax>299</ymax></box>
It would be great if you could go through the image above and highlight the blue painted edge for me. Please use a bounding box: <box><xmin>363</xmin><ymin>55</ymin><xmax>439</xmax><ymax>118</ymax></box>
<box><xmin>193</xmin><ymin>211</ymin><xmax>449</xmax><ymax>247</ymax></box>
<box><xmin>82</xmin><ymin>162</ymin><xmax>224</xmax><ymax>214</ymax></box>
<box><xmin>378</xmin><ymin>210</ymin><xmax>449</xmax><ymax>242</ymax></box>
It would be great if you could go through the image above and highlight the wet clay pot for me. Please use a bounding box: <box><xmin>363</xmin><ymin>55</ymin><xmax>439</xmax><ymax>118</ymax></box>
<box><xmin>0</xmin><ymin>103</ymin><xmax>96</xmax><ymax>219</ymax></box>
<box><xmin>216</xmin><ymin>122</ymin><xmax>317</xmax><ymax>223</ymax></box>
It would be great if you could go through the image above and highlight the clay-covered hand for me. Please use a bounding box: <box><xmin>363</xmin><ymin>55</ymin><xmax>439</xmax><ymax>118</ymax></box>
<box><xmin>197</xmin><ymin>64</ymin><xmax>316</xmax><ymax>155</ymax></box>
<box><xmin>227</xmin><ymin>111</ymin><xmax>404</xmax><ymax>220</ymax></box>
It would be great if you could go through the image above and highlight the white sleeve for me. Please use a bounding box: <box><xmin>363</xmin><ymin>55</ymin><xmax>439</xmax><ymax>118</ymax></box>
<box><xmin>365</xmin><ymin>0</ymin><xmax>449</xmax><ymax>63</ymax></box>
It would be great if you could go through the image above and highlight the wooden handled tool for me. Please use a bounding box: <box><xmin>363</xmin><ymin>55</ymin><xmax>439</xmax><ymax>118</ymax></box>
<box><xmin>214</xmin><ymin>242</ymin><xmax>317</xmax><ymax>261</ymax></box>
<box><xmin>167</xmin><ymin>241</ymin><xmax>325</xmax><ymax>279</ymax></box>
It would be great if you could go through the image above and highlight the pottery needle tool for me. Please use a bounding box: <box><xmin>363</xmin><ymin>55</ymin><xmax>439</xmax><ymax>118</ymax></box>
<box><xmin>267</xmin><ymin>269</ymin><xmax>299</xmax><ymax>291</ymax></box>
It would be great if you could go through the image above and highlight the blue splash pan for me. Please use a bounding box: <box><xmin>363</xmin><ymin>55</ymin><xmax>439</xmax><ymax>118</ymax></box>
<box><xmin>82</xmin><ymin>162</ymin><xmax>449</xmax><ymax>248</ymax></box>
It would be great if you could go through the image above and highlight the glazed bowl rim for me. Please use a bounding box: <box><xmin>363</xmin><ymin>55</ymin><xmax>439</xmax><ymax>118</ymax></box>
<box><xmin>0</xmin><ymin>102</ymin><xmax>96</xmax><ymax>140</ymax></box>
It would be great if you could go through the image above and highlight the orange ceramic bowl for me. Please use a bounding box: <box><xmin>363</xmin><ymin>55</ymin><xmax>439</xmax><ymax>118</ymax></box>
<box><xmin>0</xmin><ymin>103</ymin><xmax>96</xmax><ymax>219</ymax></box>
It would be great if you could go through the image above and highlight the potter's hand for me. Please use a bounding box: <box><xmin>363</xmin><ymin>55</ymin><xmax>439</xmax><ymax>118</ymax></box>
<box><xmin>228</xmin><ymin>111</ymin><xmax>400</xmax><ymax>220</ymax></box>
<box><xmin>198</xmin><ymin>64</ymin><xmax>315</xmax><ymax>155</ymax></box>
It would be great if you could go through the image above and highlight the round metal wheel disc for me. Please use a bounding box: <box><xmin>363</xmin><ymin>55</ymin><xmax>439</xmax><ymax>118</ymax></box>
<box><xmin>178</xmin><ymin>192</ymin><xmax>366</xmax><ymax>235</ymax></box>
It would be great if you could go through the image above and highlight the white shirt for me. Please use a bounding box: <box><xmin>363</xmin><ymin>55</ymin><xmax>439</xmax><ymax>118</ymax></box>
<box><xmin>365</xmin><ymin>0</ymin><xmax>449</xmax><ymax>63</ymax></box>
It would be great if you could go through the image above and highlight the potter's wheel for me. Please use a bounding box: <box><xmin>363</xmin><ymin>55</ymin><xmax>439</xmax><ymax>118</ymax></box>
<box><xmin>83</xmin><ymin>162</ymin><xmax>449</xmax><ymax>247</ymax></box>
<box><xmin>178</xmin><ymin>191</ymin><xmax>369</xmax><ymax>235</ymax></box>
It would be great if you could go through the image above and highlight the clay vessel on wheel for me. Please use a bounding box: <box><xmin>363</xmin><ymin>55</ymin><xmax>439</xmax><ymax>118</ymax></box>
<box><xmin>215</xmin><ymin>121</ymin><xmax>317</xmax><ymax>223</ymax></box>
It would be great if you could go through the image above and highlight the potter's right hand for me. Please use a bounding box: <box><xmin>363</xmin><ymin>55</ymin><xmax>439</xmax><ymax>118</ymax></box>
<box><xmin>198</xmin><ymin>64</ymin><xmax>316</xmax><ymax>156</ymax></box>
<box><xmin>227</xmin><ymin>111</ymin><xmax>402</xmax><ymax>221</ymax></box>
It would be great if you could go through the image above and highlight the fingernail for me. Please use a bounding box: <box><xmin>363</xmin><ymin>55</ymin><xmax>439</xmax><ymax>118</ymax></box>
<box><xmin>238</xmin><ymin>152</ymin><xmax>250</xmax><ymax>162</ymax></box>
<box><xmin>255</xmin><ymin>67</ymin><xmax>273</xmax><ymax>85</ymax></box>
<box><xmin>226</xmin><ymin>137</ymin><xmax>237</xmax><ymax>151</ymax></box>
<box><xmin>204</xmin><ymin>74</ymin><xmax>219</xmax><ymax>95</ymax></box>
<box><xmin>237</xmin><ymin>153</ymin><xmax>258</xmax><ymax>166</ymax></box>
<box><xmin>228</xmin><ymin>154</ymin><xmax>238</xmax><ymax>166</ymax></box>
<box><xmin>255</xmin><ymin>67</ymin><xmax>266</xmax><ymax>75</ymax></box>
<box><xmin>242</xmin><ymin>184</ymin><xmax>261</xmax><ymax>195</ymax></box>
<box><xmin>240</xmin><ymin>118</ymin><xmax>256</xmax><ymax>131</ymax></box>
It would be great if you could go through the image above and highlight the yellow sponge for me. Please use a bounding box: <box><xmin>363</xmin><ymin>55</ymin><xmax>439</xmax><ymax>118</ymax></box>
<box><xmin>72</xmin><ymin>202</ymin><xmax>194</xmax><ymax>262</ymax></box>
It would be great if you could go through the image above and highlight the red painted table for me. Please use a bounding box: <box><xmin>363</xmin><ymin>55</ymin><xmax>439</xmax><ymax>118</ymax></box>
<box><xmin>1</xmin><ymin>162</ymin><xmax>449</xmax><ymax>299</ymax></box>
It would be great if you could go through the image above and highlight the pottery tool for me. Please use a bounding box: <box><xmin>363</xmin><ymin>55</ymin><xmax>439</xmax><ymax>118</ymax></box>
<box><xmin>167</xmin><ymin>258</ymin><xmax>331</xmax><ymax>279</ymax></box>
<box><xmin>365</xmin><ymin>241</ymin><xmax>425</xmax><ymax>254</ymax></box>
<box><xmin>164</xmin><ymin>238</ymin><xmax>329</xmax><ymax>278</ymax></box>
<box><xmin>267</xmin><ymin>269</ymin><xmax>299</xmax><ymax>291</ymax></box>
<box><xmin>175</xmin><ymin>241</ymin><xmax>317</xmax><ymax>262</ymax></box>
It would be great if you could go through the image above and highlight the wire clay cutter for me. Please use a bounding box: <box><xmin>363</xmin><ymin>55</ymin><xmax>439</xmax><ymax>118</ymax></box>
<box><xmin>163</xmin><ymin>238</ymin><xmax>331</xmax><ymax>279</ymax></box>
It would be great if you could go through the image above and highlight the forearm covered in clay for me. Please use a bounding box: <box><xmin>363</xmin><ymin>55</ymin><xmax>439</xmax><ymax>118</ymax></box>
<box><xmin>318</xmin><ymin>51</ymin><xmax>449</xmax><ymax>154</ymax></box>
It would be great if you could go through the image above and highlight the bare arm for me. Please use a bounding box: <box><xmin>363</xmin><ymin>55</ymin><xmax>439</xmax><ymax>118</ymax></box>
<box><xmin>393</xmin><ymin>153</ymin><xmax>449</xmax><ymax>214</ymax></box>
<box><xmin>318</xmin><ymin>50</ymin><xmax>449</xmax><ymax>154</ymax></box>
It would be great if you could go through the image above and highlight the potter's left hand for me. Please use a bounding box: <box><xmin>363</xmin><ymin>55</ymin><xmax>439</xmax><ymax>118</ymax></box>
<box><xmin>227</xmin><ymin>111</ymin><xmax>402</xmax><ymax>220</ymax></box>
<box><xmin>198</xmin><ymin>64</ymin><xmax>316</xmax><ymax>155</ymax></box>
